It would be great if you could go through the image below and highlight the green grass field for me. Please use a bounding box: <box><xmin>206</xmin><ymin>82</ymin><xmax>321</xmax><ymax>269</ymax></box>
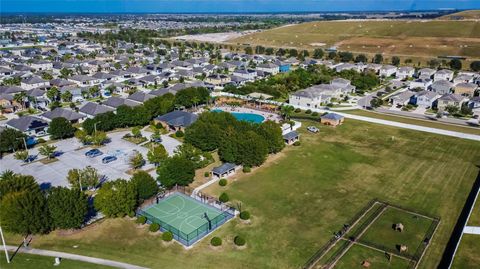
<box><xmin>467</xmin><ymin>200</ymin><xmax>480</xmax><ymax>226</ymax></box>
<box><xmin>334</xmin><ymin>244</ymin><xmax>411</xmax><ymax>269</ymax></box>
<box><xmin>451</xmin><ymin>234</ymin><xmax>480</xmax><ymax>268</ymax></box>
<box><xmin>0</xmin><ymin>252</ymin><xmax>112</xmax><ymax>269</ymax></box>
<box><xmin>360</xmin><ymin>207</ymin><xmax>435</xmax><ymax>257</ymax></box>
<box><xmin>4</xmin><ymin>119</ymin><xmax>480</xmax><ymax>268</ymax></box>
<box><xmin>231</xmin><ymin>20</ymin><xmax>480</xmax><ymax>59</ymax></box>
<box><xmin>342</xmin><ymin>109</ymin><xmax>480</xmax><ymax>135</ymax></box>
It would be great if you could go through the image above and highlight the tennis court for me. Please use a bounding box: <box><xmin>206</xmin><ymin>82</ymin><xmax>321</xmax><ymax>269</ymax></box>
<box><xmin>139</xmin><ymin>192</ymin><xmax>234</xmax><ymax>246</ymax></box>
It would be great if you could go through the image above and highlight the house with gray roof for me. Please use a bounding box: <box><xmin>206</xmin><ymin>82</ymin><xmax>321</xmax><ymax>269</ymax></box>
<box><xmin>434</xmin><ymin>69</ymin><xmax>454</xmax><ymax>81</ymax></box>
<box><xmin>154</xmin><ymin>110</ymin><xmax>198</xmax><ymax>131</ymax></box>
<box><xmin>21</xmin><ymin>76</ymin><xmax>49</xmax><ymax>90</ymax></box>
<box><xmin>430</xmin><ymin>80</ymin><xmax>453</xmax><ymax>95</ymax></box>
<box><xmin>411</xmin><ymin>91</ymin><xmax>441</xmax><ymax>108</ymax></box>
<box><xmin>437</xmin><ymin>94</ymin><xmax>468</xmax><ymax>111</ymax></box>
<box><xmin>40</xmin><ymin>107</ymin><xmax>86</xmax><ymax>123</ymax></box>
<box><xmin>79</xmin><ymin>102</ymin><xmax>114</xmax><ymax>119</ymax></box>
<box><xmin>6</xmin><ymin>115</ymin><xmax>49</xmax><ymax>136</ymax></box>
<box><xmin>289</xmin><ymin>88</ymin><xmax>323</xmax><ymax>108</ymax></box>
<box><xmin>103</xmin><ymin>96</ymin><xmax>140</xmax><ymax>109</ymax></box>
<box><xmin>283</xmin><ymin>130</ymin><xmax>299</xmax><ymax>145</ymax></box>
<box><xmin>127</xmin><ymin>91</ymin><xmax>156</xmax><ymax>103</ymax></box>
<box><xmin>390</xmin><ymin>90</ymin><xmax>416</xmax><ymax>107</ymax></box>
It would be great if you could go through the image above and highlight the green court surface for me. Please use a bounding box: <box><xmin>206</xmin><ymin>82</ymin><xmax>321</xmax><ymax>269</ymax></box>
<box><xmin>143</xmin><ymin>193</ymin><xmax>223</xmax><ymax>236</ymax></box>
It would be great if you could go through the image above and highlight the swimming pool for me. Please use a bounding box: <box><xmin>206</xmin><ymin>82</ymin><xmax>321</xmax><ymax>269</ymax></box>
<box><xmin>212</xmin><ymin>109</ymin><xmax>265</xmax><ymax>123</ymax></box>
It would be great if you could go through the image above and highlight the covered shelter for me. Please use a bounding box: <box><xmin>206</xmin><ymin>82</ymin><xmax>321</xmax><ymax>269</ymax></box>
<box><xmin>154</xmin><ymin>110</ymin><xmax>198</xmax><ymax>131</ymax></box>
<box><xmin>283</xmin><ymin>131</ymin><xmax>299</xmax><ymax>145</ymax></box>
<box><xmin>211</xmin><ymin>163</ymin><xmax>239</xmax><ymax>179</ymax></box>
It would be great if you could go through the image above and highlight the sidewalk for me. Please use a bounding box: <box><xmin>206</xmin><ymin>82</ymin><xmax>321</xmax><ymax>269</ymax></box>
<box><xmin>5</xmin><ymin>245</ymin><xmax>148</xmax><ymax>269</ymax></box>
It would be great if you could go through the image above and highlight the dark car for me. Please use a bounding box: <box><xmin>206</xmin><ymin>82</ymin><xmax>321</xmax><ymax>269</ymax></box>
<box><xmin>85</xmin><ymin>149</ymin><xmax>103</xmax><ymax>158</ymax></box>
<box><xmin>102</xmin><ymin>155</ymin><xmax>117</xmax><ymax>164</ymax></box>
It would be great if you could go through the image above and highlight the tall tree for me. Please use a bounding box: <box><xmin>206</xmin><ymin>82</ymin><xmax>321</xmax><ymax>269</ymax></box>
<box><xmin>47</xmin><ymin>187</ymin><xmax>88</xmax><ymax>229</ymax></box>
<box><xmin>156</xmin><ymin>156</ymin><xmax>195</xmax><ymax>189</ymax></box>
<box><xmin>147</xmin><ymin>144</ymin><xmax>168</xmax><ymax>166</ymax></box>
<box><xmin>48</xmin><ymin>117</ymin><xmax>76</xmax><ymax>139</ymax></box>
<box><xmin>94</xmin><ymin>179</ymin><xmax>137</xmax><ymax>217</ymax></box>
<box><xmin>130</xmin><ymin>171</ymin><xmax>158</xmax><ymax>201</ymax></box>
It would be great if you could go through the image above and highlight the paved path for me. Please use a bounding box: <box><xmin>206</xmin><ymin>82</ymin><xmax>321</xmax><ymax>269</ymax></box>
<box><xmin>214</xmin><ymin>92</ymin><xmax>480</xmax><ymax>141</ymax></box>
<box><xmin>5</xmin><ymin>245</ymin><xmax>148</xmax><ymax>269</ymax></box>
<box><xmin>463</xmin><ymin>226</ymin><xmax>480</xmax><ymax>235</ymax></box>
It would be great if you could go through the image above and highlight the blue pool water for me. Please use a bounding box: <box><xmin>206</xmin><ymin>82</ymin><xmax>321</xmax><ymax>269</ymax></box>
<box><xmin>212</xmin><ymin>109</ymin><xmax>265</xmax><ymax>123</ymax></box>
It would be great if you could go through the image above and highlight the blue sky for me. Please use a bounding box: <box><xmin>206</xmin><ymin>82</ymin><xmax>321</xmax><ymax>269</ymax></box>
<box><xmin>1</xmin><ymin>0</ymin><xmax>480</xmax><ymax>13</ymax></box>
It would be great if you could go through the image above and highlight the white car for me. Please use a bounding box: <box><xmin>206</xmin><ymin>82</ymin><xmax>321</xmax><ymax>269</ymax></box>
<box><xmin>307</xmin><ymin>126</ymin><xmax>319</xmax><ymax>133</ymax></box>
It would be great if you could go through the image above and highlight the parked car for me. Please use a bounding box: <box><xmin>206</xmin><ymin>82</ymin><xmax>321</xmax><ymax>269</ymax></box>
<box><xmin>307</xmin><ymin>126</ymin><xmax>319</xmax><ymax>133</ymax></box>
<box><xmin>102</xmin><ymin>155</ymin><xmax>117</xmax><ymax>164</ymax></box>
<box><xmin>85</xmin><ymin>149</ymin><xmax>103</xmax><ymax>158</ymax></box>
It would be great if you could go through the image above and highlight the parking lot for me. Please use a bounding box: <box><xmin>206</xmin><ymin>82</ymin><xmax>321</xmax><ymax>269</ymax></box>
<box><xmin>0</xmin><ymin>130</ymin><xmax>181</xmax><ymax>187</ymax></box>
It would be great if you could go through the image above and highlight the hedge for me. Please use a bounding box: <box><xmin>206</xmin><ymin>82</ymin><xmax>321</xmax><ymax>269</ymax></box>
<box><xmin>162</xmin><ymin>231</ymin><xmax>173</xmax><ymax>241</ymax></box>
<box><xmin>218</xmin><ymin>178</ymin><xmax>227</xmax><ymax>186</ymax></box>
<box><xmin>239</xmin><ymin>211</ymin><xmax>250</xmax><ymax>220</ymax></box>
<box><xmin>219</xmin><ymin>192</ymin><xmax>229</xmax><ymax>203</ymax></box>
<box><xmin>210</xmin><ymin>237</ymin><xmax>222</xmax><ymax>246</ymax></box>
<box><xmin>149</xmin><ymin>223</ymin><xmax>160</xmax><ymax>232</ymax></box>
<box><xmin>136</xmin><ymin>216</ymin><xmax>147</xmax><ymax>224</ymax></box>
<box><xmin>234</xmin><ymin>235</ymin><xmax>246</xmax><ymax>246</ymax></box>
<box><xmin>243</xmin><ymin>166</ymin><xmax>251</xmax><ymax>173</ymax></box>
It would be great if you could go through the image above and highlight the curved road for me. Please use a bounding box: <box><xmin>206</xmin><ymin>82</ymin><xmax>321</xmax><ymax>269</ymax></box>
<box><xmin>5</xmin><ymin>245</ymin><xmax>148</xmax><ymax>269</ymax></box>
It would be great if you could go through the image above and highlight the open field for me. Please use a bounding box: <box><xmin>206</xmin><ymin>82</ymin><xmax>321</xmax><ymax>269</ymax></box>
<box><xmin>4</xmin><ymin>119</ymin><xmax>480</xmax><ymax>268</ymax></box>
<box><xmin>334</xmin><ymin>244</ymin><xmax>411</xmax><ymax>269</ymax></box>
<box><xmin>342</xmin><ymin>109</ymin><xmax>480</xmax><ymax>135</ymax></box>
<box><xmin>467</xmin><ymin>200</ymin><xmax>480</xmax><ymax>226</ymax></box>
<box><xmin>438</xmin><ymin>10</ymin><xmax>480</xmax><ymax>20</ymax></box>
<box><xmin>0</xmin><ymin>252</ymin><xmax>112</xmax><ymax>269</ymax></box>
<box><xmin>231</xmin><ymin>20</ymin><xmax>480</xmax><ymax>59</ymax></box>
<box><xmin>451</xmin><ymin>234</ymin><xmax>480</xmax><ymax>268</ymax></box>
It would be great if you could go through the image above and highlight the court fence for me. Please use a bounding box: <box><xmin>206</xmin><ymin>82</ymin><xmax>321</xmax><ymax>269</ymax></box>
<box><xmin>136</xmin><ymin>188</ymin><xmax>236</xmax><ymax>246</ymax></box>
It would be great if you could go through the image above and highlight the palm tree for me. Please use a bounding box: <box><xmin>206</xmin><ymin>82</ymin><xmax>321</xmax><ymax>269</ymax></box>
<box><xmin>38</xmin><ymin>144</ymin><xmax>57</xmax><ymax>160</ymax></box>
<box><xmin>191</xmin><ymin>96</ymin><xmax>200</xmax><ymax>110</ymax></box>
<box><xmin>13</xmin><ymin>91</ymin><xmax>27</xmax><ymax>110</ymax></box>
<box><xmin>280</xmin><ymin>105</ymin><xmax>295</xmax><ymax>121</ymax></box>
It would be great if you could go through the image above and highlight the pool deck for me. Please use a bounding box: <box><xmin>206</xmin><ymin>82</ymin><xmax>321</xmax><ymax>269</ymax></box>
<box><xmin>213</xmin><ymin>105</ymin><xmax>282</xmax><ymax>123</ymax></box>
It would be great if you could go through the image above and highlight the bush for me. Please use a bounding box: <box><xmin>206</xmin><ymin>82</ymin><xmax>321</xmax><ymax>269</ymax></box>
<box><xmin>128</xmin><ymin>211</ymin><xmax>135</xmax><ymax>218</ymax></box>
<box><xmin>136</xmin><ymin>216</ymin><xmax>146</xmax><ymax>224</ymax></box>
<box><xmin>305</xmin><ymin>109</ymin><xmax>312</xmax><ymax>114</ymax></box>
<box><xmin>219</xmin><ymin>192</ymin><xmax>229</xmax><ymax>203</ymax></box>
<box><xmin>293</xmin><ymin>141</ymin><xmax>301</xmax><ymax>146</ymax></box>
<box><xmin>162</xmin><ymin>231</ymin><xmax>173</xmax><ymax>241</ymax></box>
<box><xmin>210</xmin><ymin>236</ymin><xmax>222</xmax><ymax>246</ymax></box>
<box><xmin>149</xmin><ymin>223</ymin><xmax>160</xmax><ymax>232</ymax></box>
<box><xmin>311</xmin><ymin>112</ymin><xmax>318</xmax><ymax>116</ymax></box>
<box><xmin>204</xmin><ymin>171</ymin><xmax>210</xmax><ymax>177</ymax></box>
<box><xmin>36</xmin><ymin>138</ymin><xmax>46</xmax><ymax>144</ymax></box>
<box><xmin>294</xmin><ymin>108</ymin><xmax>301</xmax><ymax>113</ymax></box>
<box><xmin>234</xmin><ymin>235</ymin><xmax>246</xmax><ymax>246</ymax></box>
<box><xmin>242</xmin><ymin>166</ymin><xmax>251</xmax><ymax>173</ymax></box>
<box><xmin>239</xmin><ymin>211</ymin><xmax>250</xmax><ymax>220</ymax></box>
<box><xmin>175</xmin><ymin>130</ymin><xmax>184</xmax><ymax>137</ymax></box>
<box><xmin>218</xmin><ymin>178</ymin><xmax>227</xmax><ymax>186</ymax></box>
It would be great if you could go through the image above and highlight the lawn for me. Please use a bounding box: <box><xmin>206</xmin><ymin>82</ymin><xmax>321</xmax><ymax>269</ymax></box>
<box><xmin>4</xmin><ymin>119</ymin><xmax>480</xmax><ymax>269</ymax></box>
<box><xmin>467</xmin><ymin>200</ymin><xmax>480</xmax><ymax>226</ymax></box>
<box><xmin>360</xmin><ymin>207</ymin><xmax>435</xmax><ymax>257</ymax></box>
<box><xmin>451</xmin><ymin>234</ymin><xmax>480</xmax><ymax>269</ymax></box>
<box><xmin>334</xmin><ymin>244</ymin><xmax>411</xmax><ymax>269</ymax></box>
<box><xmin>343</xmin><ymin>109</ymin><xmax>480</xmax><ymax>135</ymax></box>
<box><xmin>0</xmin><ymin>252</ymin><xmax>113</xmax><ymax>269</ymax></box>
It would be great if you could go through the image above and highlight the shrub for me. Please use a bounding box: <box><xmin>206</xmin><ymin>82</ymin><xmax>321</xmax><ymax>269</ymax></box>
<box><xmin>204</xmin><ymin>171</ymin><xmax>210</xmax><ymax>177</ymax></box>
<box><xmin>162</xmin><ymin>231</ymin><xmax>173</xmax><ymax>241</ymax></box>
<box><xmin>136</xmin><ymin>216</ymin><xmax>146</xmax><ymax>224</ymax></box>
<box><xmin>242</xmin><ymin>166</ymin><xmax>251</xmax><ymax>173</ymax></box>
<box><xmin>239</xmin><ymin>211</ymin><xmax>250</xmax><ymax>220</ymax></box>
<box><xmin>175</xmin><ymin>130</ymin><xmax>184</xmax><ymax>137</ymax></box>
<box><xmin>218</xmin><ymin>178</ymin><xmax>227</xmax><ymax>186</ymax></box>
<box><xmin>311</xmin><ymin>112</ymin><xmax>318</xmax><ymax>116</ymax></box>
<box><xmin>293</xmin><ymin>141</ymin><xmax>301</xmax><ymax>146</ymax></box>
<box><xmin>219</xmin><ymin>192</ymin><xmax>229</xmax><ymax>203</ymax></box>
<box><xmin>234</xmin><ymin>235</ymin><xmax>246</xmax><ymax>246</ymax></box>
<box><xmin>305</xmin><ymin>109</ymin><xmax>312</xmax><ymax>114</ymax></box>
<box><xmin>294</xmin><ymin>108</ymin><xmax>301</xmax><ymax>113</ymax></box>
<box><xmin>149</xmin><ymin>223</ymin><xmax>160</xmax><ymax>232</ymax></box>
<box><xmin>210</xmin><ymin>236</ymin><xmax>222</xmax><ymax>246</ymax></box>
<box><xmin>127</xmin><ymin>211</ymin><xmax>135</xmax><ymax>218</ymax></box>
<box><xmin>36</xmin><ymin>138</ymin><xmax>46</xmax><ymax>144</ymax></box>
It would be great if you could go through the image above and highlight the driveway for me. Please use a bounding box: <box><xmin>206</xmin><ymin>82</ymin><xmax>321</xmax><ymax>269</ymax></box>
<box><xmin>0</xmin><ymin>130</ymin><xmax>181</xmax><ymax>187</ymax></box>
